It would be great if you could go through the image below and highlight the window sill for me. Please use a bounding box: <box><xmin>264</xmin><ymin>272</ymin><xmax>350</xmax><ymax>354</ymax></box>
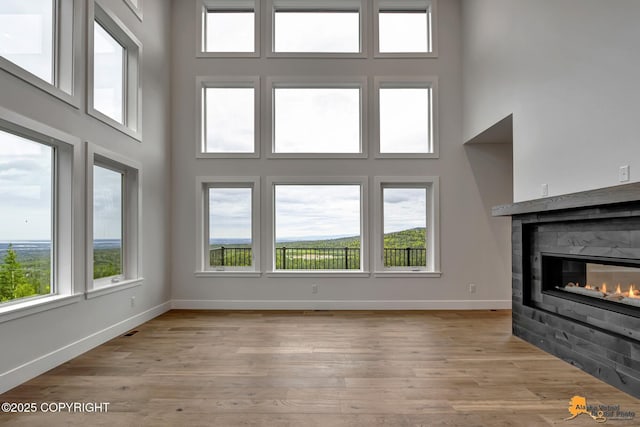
<box><xmin>266</xmin><ymin>52</ymin><xmax>367</xmax><ymax>59</ymax></box>
<box><xmin>195</xmin><ymin>271</ymin><xmax>262</xmax><ymax>278</ymax></box>
<box><xmin>0</xmin><ymin>58</ymin><xmax>80</xmax><ymax>109</ymax></box>
<box><xmin>266</xmin><ymin>271</ymin><xmax>370</xmax><ymax>278</ymax></box>
<box><xmin>197</xmin><ymin>152</ymin><xmax>260</xmax><ymax>159</ymax></box>
<box><xmin>374</xmin><ymin>270</ymin><xmax>442</xmax><ymax>278</ymax></box>
<box><xmin>267</xmin><ymin>152</ymin><xmax>368</xmax><ymax>159</ymax></box>
<box><xmin>375</xmin><ymin>152</ymin><xmax>439</xmax><ymax>159</ymax></box>
<box><xmin>86</xmin><ymin>278</ymin><xmax>144</xmax><ymax>299</ymax></box>
<box><xmin>87</xmin><ymin>108</ymin><xmax>142</xmax><ymax>142</ymax></box>
<box><xmin>0</xmin><ymin>293</ymin><xmax>83</xmax><ymax>324</ymax></box>
<box><xmin>197</xmin><ymin>51</ymin><xmax>260</xmax><ymax>58</ymax></box>
<box><xmin>374</xmin><ymin>52</ymin><xmax>438</xmax><ymax>59</ymax></box>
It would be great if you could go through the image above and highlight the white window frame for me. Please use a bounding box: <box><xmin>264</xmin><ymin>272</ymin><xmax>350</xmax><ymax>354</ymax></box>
<box><xmin>374</xmin><ymin>0</ymin><xmax>438</xmax><ymax>58</ymax></box>
<box><xmin>0</xmin><ymin>0</ymin><xmax>82</xmax><ymax>107</ymax></box>
<box><xmin>266</xmin><ymin>176</ymin><xmax>369</xmax><ymax>277</ymax></box>
<box><xmin>374</xmin><ymin>76</ymin><xmax>438</xmax><ymax>158</ymax></box>
<box><xmin>197</xmin><ymin>0</ymin><xmax>260</xmax><ymax>58</ymax></box>
<box><xmin>86</xmin><ymin>142</ymin><xmax>142</xmax><ymax>298</ymax></box>
<box><xmin>267</xmin><ymin>76</ymin><xmax>368</xmax><ymax>159</ymax></box>
<box><xmin>267</xmin><ymin>0</ymin><xmax>367</xmax><ymax>58</ymax></box>
<box><xmin>87</xmin><ymin>0</ymin><xmax>142</xmax><ymax>141</ymax></box>
<box><xmin>195</xmin><ymin>176</ymin><xmax>261</xmax><ymax>277</ymax></box>
<box><xmin>373</xmin><ymin>176</ymin><xmax>440</xmax><ymax>277</ymax></box>
<box><xmin>196</xmin><ymin>76</ymin><xmax>260</xmax><ymax>159</ymax></box>
<box><xmin>0</xmin><ymin>106</ymin><xmax>82</xmax><ymax>323</ymax></box>
<box><xmin>123</xmin><ymin>0</ymin><xmax>143</xmax><ymax>21</ymax></box>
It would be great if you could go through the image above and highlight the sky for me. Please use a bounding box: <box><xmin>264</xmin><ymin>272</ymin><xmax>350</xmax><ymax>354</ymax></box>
<box><xmin>93</xmin><ymin>165</ymin><xmax>123</xmax><ymax>240</ymax></box>
<box><xmin>383</xmin><ymin>188</ymin><xmax>426</xmax><ymax>233</ymax></box>
<box><xmin>206</xmin><ymin>88</ymin><xmax>254</xmax><ymax>153</ymax></box>
<box><xmin>93</xmin><ymin>22</ymin><xmax>124</xmax><ymax>123</ymax></box>
<box><xmin>209</xmin><ymin>188</ymin><xmax>252</xmax><ymax>240</ymax></box>
<box><xmin>0</xmin><ymin>130</ymin><xmax>52</xmax><ymax>241</ymax></box>
<box><xmin>0</xmin><ymin>0</ymin><xmax>53</xmax><ymax>83</ymax></box>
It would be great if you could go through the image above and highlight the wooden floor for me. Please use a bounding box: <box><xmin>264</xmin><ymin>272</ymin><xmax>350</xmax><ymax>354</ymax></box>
<box><xmin>1</xmin><ymin>310</ymin><xmax>638</xmax><ymax>426</ymax></box>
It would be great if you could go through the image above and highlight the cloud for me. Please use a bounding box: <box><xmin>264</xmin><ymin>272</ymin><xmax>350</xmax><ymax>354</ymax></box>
<box><xmin>209</xmin><ymin>188</ymin><xmax>252</xmax><ymax>239</ymax></box>
<box><xmin>93</xmin><ymin>166</ymin><xmax>122</xmax><ymax>240</ymax></box>
<box><xmin>274</xmin><ymin>12</ymin><xmax>359</xmax><ymax>53</ymax></box>
<box><xmin>205</xmin><ymin>88</ymin><xmax>254</xmax><ymax>153</ymax></box>
<box><xmin>384</xmin><ymin>188</ymin><xmax>426</xmax><ymax>233</ymax></box>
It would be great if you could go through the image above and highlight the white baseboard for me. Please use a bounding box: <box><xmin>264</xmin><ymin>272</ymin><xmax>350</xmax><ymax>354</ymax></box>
<box><xmin>171</xmin><ymin>299</ymin><xmax>512</xmax><ymax>310</ymax></box>
<box><xmin>0</xmin><ymin>301</ymin><xmax>171</xmax><ymax>394</ymax></box>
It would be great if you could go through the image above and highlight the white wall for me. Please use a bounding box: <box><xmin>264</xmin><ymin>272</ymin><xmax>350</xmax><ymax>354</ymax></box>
<box><xmin>0</xmin><ymin>1</ymin><xmax>171</xmax><ymax>393</ymax></box>
<box><xmin>170</xmin><ymin>0</ymin><xmax>512</xmax><ymax>309</ymax></box>
<box><xmin>462</xmin><ymin>0</ymin><xmax>640</xmax><ymax>202</ymax></box>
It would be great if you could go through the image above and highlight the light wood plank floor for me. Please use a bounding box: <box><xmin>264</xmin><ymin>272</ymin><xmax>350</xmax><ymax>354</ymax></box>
<box><xmin>1</xmin><ymin>310</ymin><xmax>638</xmax><ymax>426</ymax></box>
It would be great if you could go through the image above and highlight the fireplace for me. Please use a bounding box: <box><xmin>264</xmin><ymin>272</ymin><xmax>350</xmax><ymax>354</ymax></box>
<box><xmin>493</xmin><ymin>182</ymin><xmax>640</xmax><ymax>398</ymax></box>
<box><xmin>542</xmin><ymin>253</ymin><xmax>640</xmax><ymax>315</ymax></box>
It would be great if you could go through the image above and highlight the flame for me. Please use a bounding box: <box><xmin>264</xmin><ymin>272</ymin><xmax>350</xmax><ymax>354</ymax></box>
<box><xmin>630</xmin><ymin>285</ymin><xmax>637</xmax><ymax>299</ymax></box>
<box><xmin>602</xmin><ymin>283</ymin><xmax>607</xmax><ymax>294</ymax></box>
<box><xmin>585</xmin><ymin>284</ymin><xmax>592</xmax><ymax>290</ymax></box>
<box><xmin>616</xmin><ymin>284</ymin><xmax>622</xmax><ymax>294</ymax></box>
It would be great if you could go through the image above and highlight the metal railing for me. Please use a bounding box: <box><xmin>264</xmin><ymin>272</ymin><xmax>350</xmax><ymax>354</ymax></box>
<box><xmin>210</xmin><ymin>247</ymin><xmax>427</xmax><ymax>269</ymax></box>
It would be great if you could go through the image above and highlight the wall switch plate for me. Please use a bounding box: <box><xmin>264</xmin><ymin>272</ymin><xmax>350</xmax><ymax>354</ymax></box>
<box><xmin>619</xmin><ymin>165</ymin><xmax>630</xmax><ymax>182</ymax></box>
<box><xmin>541</xmin><ymin>184</ymin><xmax>549</xmax><ymax>197</ymax></box>
<box><xmin>312</xmin><ymin>284</ymin><xmax>318</xmax><ymax>294</ymax></box>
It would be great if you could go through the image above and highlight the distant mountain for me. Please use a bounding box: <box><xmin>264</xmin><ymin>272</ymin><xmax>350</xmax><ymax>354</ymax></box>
<box><xmin>276</xmin><ymin>228</ymin><xmax>426</xmax><ymax>248</ymax></box>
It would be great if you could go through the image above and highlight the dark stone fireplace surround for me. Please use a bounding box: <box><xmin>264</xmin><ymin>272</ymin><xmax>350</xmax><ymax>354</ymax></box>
<box><xmin>493</xmin><ymin>182</ymin><xmax>640</xmax><ymax>398</ymax></box>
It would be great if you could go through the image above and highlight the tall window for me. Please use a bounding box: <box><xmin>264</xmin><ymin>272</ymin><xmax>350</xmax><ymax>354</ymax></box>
<box><xmin>199</xmin><ymin>77</ymin><xmax>259</xmax><ymax>157</ymax></box>
<box><xmin>93</xmin><ymin>22</ymin><xmax>124</xmax><ymax>124</ymax></box>
<box><xmin>87</xmin><ymin>143</ymin><xmax>141</xmax><ymax>293</ymax></box>
<box><xmin>197</xmin><ymin>177</ymin><xmax>260</xmax><ymax>274</ymax></box>
<box><xmin>0</xmin><ymin>129</ymin><xmax>53</xmax><ymax>304</ymax></box>
<box><xmin>0</xmin><ymin>0</ymin><xmax>77</xmax><ymax>102</ymax></box>
<box><xmin>88</xmin><ymin>1</ymin><xmax>142</xmax><ymax>139</ymax></box>
<box><xmin>270</xmin><ymin>0</ymin><xmax>363</xmax><ymax>55</ymax></box>
<box><xmin>376</xmin><ymin>77</ymin><xmax>437</xmax><ymax>157</ymax></box>
<box><xmin>200</xmin><ymin>0</ymin><xmax>259</xmax><ymax>56</ymax></box>
<box><xmin>93</xmin><ymin>165</ymin><xmax>123</xmax><ymax>282</ymax></box>
<box><xmin>270</xmin><ymin>78</ymin><xmax>366</xmax><ymax>156</ymax></box>
<box><xmin>375</xmin><ymin>177</ymin><xmax>439</xmax><ymax>274</ymax></box>
<box><xmin>271</xmin><ymin>180</ymin><xmax>366</xmax><ymax>271</ymax></box>
<box><xmin>376</xmin><ymin>0</ymin><xmax>435</xmax><ymax>56</ymax></box>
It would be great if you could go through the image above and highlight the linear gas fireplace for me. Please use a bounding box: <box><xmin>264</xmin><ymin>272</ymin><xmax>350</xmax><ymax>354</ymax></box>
<box><xmin>493</xmin><ymin>182</ymin><xmax>640</xmax><ymax>398</ymax></box>
<box><xmin>542</xmin><ymin>254</ymin><xmax>640</xmax><ymax>315</ymax></box>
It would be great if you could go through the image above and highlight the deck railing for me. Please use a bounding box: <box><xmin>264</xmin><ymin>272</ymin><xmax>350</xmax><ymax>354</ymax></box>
<box><xmin>210</xmin><ymin>247</ymin><xmax>427</xmax><ymax>269</ymax></box>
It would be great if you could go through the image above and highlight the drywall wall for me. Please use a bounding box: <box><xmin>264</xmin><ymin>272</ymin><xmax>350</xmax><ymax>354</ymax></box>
<box><xmin>170</xmin><ymin>0</ymin><xmax>513</xmax><ymax>309</ymax></box>
<box><xmin>462</xmin><ymin>0</ymin><xmax>640</xmax><ymax>202</ymax></box>
<box><xmin>0</xmin><ymin>1</ymin><xmax>171</xmax><ymax>393</ymax></box>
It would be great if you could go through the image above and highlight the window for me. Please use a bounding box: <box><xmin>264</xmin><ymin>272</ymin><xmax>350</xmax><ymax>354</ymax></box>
<box><xmin>268</xmin><ymin>177</ymin><xmax>368</xmax><ymax>273</ymax></box>
<box><xmin>0</xmin><ymin>107</ymin><xmax>78</xmax><ymax>316</ymax></box>
<box><xmin>197</xmin><ymin>77</ymin><xmax>259</xmax><ymax>157</ymax></box>
<box><xmin>374</xmin><ymin>177</ymin><xmax>439</xmax><ymax>275</ymax></box>
<box><xmin>0</xmin><ymin>0</ymin><xmax>79</xmax><ymax>104</ymax></box>
<box><xmin>375</xmin><ymin>77</ymin><xmax>438</xmax><ymax>157</ymax></box>
<box><xmin>375</xmin><ymin>0</ymin><xmax>436</xmax><ymax>57</ymax></box>
<box><xmin>269</xmin><ymin>78</ymin><xmax>367</xmax><ymax>157</ymax></box>
<box><xmin>123</xmin><ymin>0</ymin><xmax>143</xmax><ymax>20</ymax></box>
<box><xmin>199</xmin><ymin>0</ymin><xmax>259</xmax><ymax>57</ymax></box>
<box><xmin>88</xmin><ymin>0</ymin><xmax>142</xmax><ymax>140</ymax></box>
<box><xmin>93</xmin><ymin>165</ymin><xmax>123</xmax><ymax>282</ymax></box>
<box><xmin>196</xmin><ymin>177</ymin><xmax>260</xmax><ymax>275</ymax></box>
<box><xmin>270</xmin><ymin>0</ymin><xmax>364</xmax><ymax>56</ymax></box>
<box><xmin>87</xmin><ymin>143</ymin><xmax>141</xmax><ymax>294</ymax></box>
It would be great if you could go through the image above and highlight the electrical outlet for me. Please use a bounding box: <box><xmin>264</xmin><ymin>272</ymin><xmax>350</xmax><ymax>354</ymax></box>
<box><xmin>130</xmin><ymin>296</ymin><xmax>136</xmax><ymax>307</ymax></box>
<box><xmin>541</xmin><ymin>184</ymin><xmax>549</xmax><ymax>197</ymax></box>
<box><xmin>619</xmin><ymin>165</ymin><xmax>630</xmax><ymax>182</ymax></box>
<box><xmin>312</xmin><ymin>284</ymin><xmax>318</xmax><ymax>294</ymax></box>
<box><xmin>469</xmin><ymin>283</ymin><xmax>477</xmax><ymax>294</ymax></box>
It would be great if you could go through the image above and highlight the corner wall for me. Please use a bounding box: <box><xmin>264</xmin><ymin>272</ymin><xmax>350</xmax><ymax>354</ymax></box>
<box><xmin>0</xmin><ymin>1</ymin><xmax>172</xmax><ymax>393</ymax></box>
<box><xmin>170</xmin><ymin>0</ymin><xmax>512</xmax><ymax>309</ymax></box>
<box><xmin>462</xmin><ymin>0</ymin><xmax>640</xmax><ymax>202</ymax></box>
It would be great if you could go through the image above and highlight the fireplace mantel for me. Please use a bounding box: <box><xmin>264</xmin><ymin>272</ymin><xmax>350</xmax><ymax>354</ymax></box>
<box><xmin>493</xmin><ymin>182</ymin><xmax>640</xmax><ymax>398</ymax></box>
<box><xmin>492</xmin><ymin>182</ymin><xmax>640</xmax><ymax>217</ymax></box>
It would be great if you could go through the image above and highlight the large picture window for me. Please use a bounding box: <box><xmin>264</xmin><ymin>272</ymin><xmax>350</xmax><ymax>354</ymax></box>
<box><xmin>196</xmin><ymin>177</ymin><xmax>260</xmax><ymax>275</ymax></box>
<box><xmin>0</xmin><ymin>107</ymin><xmax>78</xmax><ymax>316</ymax></box>
<box><xmin>268</xmin><ymin>177</ymin><xmax>368</xmax><ymax>273</ymax></box>
<box><xmin>270</xmin><ymin>0</ymin><xmax>364</xmax><ymax>56</ymax></box>
<box><xmin>375</xmin><ymin>77</ymin><xmax>438</xmax><ymax>158</ymax></box>
<box><xmin>199</xmin><ymin>0</ymin><xmax>259</xmax><ymax>57</ymax></box>
<box><xmin>0</xmin><ymin>0</ymin><xmax>79</xmax><ymax>104</ymax></box>
<box><xmin>269</xmin><ymin>78</ymin><xmax>367</xmax><ymax>157</ymax></box>
<box><xmin>198</xmin><ymin>77</ymin><xmax>259</xmax><ymax>158</ymax></box>
<box><xmin>87</xmin><ymin>143</ymin><xmax>141</xmax><ymax>294</ymax></box>
<box><xmin>88</xmin><ymin>0</ymin><xmax>142</xmax><ymax>140</ymax></box>
<box><xmin>374</xmin><ymin>177</ymin><xmax>440</xmax><ymax>276</ymax></box>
